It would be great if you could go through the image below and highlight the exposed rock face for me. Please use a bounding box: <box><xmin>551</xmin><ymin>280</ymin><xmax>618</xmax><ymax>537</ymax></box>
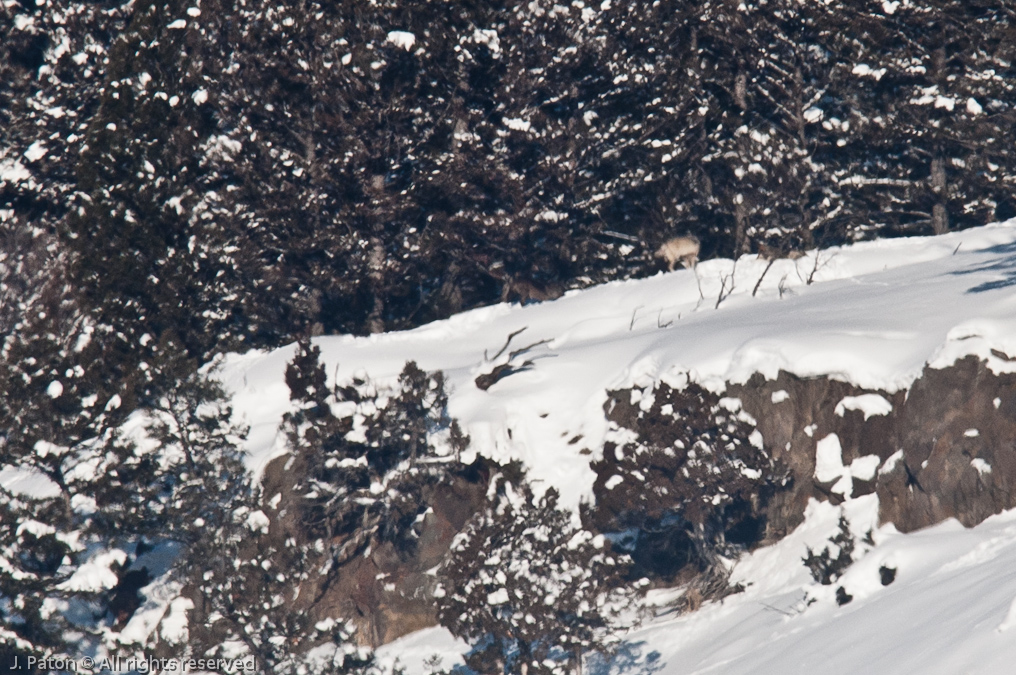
<box><xmin>197</xmin><ymin>358</ymin><xmax>1015</xmax><ymax>649</ymax></box>
<box><xmin>335</xmin><ymin>476</ymin><xmax>489</xmax><ymax>645</ymax></box>
<box><xmin>877</xmin><ymin>357</ymin><xmax>1016</xmax><ymax>531</ymax></box>
<box><xmin>319</xmin><ymin>474</ymin><xmax>488</xmax><ymax>646</ymax></box>
<box><xmin>731</xmin><ymin>356</ymin><xmax>1016</xmax><ymax>536</ymax></box>
<box><xmin>196</xmin><ymin>452</ymin><xmax>490</xmax><ymax>649</ymax></box>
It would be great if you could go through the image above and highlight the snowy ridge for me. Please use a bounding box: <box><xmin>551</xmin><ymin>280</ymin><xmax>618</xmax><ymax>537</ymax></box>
<box><xmin>221</xmin><ymin>221</ymin><xmax>1016</xmax><ymax>512</ymax></box>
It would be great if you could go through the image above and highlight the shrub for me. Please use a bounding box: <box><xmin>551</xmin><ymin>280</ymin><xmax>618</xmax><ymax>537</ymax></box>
<box><xmin>588</xmin><ymin>380</ymin><xmax>789</xmax><ymax>580</ymax></box>
<box><xmin>438</xmin><ymin>468</ymin><xmax>640</xmax><ymax>675</ymax></box>
<box><xmin>802</xmin><ymin>515</ymin><xmax>855</xmax><ymax>586</ymax></box>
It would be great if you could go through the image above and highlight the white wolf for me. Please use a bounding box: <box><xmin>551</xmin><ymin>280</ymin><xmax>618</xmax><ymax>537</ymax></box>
<box><xmin>654</xmin><ymin>235</ymin><xmax>700</xmax><ymax>271</ymax></box>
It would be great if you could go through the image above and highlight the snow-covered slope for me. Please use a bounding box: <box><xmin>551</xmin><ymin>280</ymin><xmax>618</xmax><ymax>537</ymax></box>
<box><xmin>375</xmin><ymin>496</ymin><xmax>1016</xmax><ymax>675</ymax></box>
<box><xmin>208</xmin><ymin>222</ymin><xmax>1016</xmax><ymax>674</ymax></box>
<box><xmin>219</xmin><ymin>221</ymin><xmax>1016</xmax><ymax>512</ymax></box>
<box><xmin>635</xmin><ymin>498</ymin><xmax>1016</xmax><ymax>675</ymax></box>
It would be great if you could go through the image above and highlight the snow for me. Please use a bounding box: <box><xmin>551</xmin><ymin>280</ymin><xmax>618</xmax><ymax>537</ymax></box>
<box><xmin>814</xmin><ymin>435</ymin><xmax>880</xmax><ymax>493</ymax></box>
<box><xmin>0</xmin><ymin>465</ymin><xmax>61</xmax><ymax>499</ymax></box>
<box><xmin>159</xmin><ymin>596</ymin><xmax>194</xmax><ymax>643</ymax></box>
<box><xmin>971</xmin><ymin>458</ymin><xmax>992</xmax><ymax>476</ymax></box>
<box><xmin>999</xmin><ymin>597</ymin><xmax>1016</xmax><ymax>633</ymax></box>
<box><xmin>879</xmin><ymin>449</ymin><xmax>903</xmax><ymax>476</ymax></box>
<box><xmin>220</xmin><ymin>221</ymin><xmax>1016</xmax><ymax>513</ymax></box>
<box><xmin>814</xmin><ymin>434</ymin><xmax>845</xmax><ymax>483</ymax></box>
<box><xmin>23</xmin><ymin>141</ymin><xmax>48</xmax><ymax>162</ymax></box>
<box><xmin>626</xmin><ymin>502</ymin><xmax>1016</xmax><ymax>675</ymax></box>
<box><xmin>470</xmin><ymin>28</ymin><xmax>501</xmax><ymax>56</ymax></box>
<box><xmin>386</xmin><ymin>31</ymin><xmax>416</xmax><ymax>51</ymax></box>
<box><xmin>851</xmin><ymin>64</ymin><xmax>886</xmax><ymax>81</ymax></box>
<box><xmin>849</xmin><ymin>455</ymin><xmax>881</xmax><ymax>481</ymax></box>
<box><xmin>803</xmin><ymin>106</ymin><xmax>823</xmax><ymax>123</ymax></box>
<box><xmin>373</xmin><ymin>627</ymin><xmax>470</xmax><ymax>675</ymax></box>
<box><xmin>504</xmin><ymin>117</ymin><xmax>532</xmax><ymax>132</ymax></box>
<box><xmin>834</xmin><ymin>393</ymin><xmax>892</xmax><ymax>419</ymax></box>
<box><xmin>0</xmin><ymin>154</ymin><xmax>31</xmax><ymax>185</ymax></box>
<box><xmin>245</xmin><ymin>509</ymin><xmax>271</xmax><ymax>533</ymax></box>
<box><xmin>117</xmin><ymin>578</ymin><xmax>186</xmax><ymax>646</ymax></box>
<box><xmin>390</xmin><ymin>499</ymin><xmax>1016</xmax><ymax>674</ymax></box>
<box><xmin>56</xmin><ymin>549</ymin><xmax>127</xmax><ymax>592</ymax></box>
<box><xmin>16</xmin><ymin>520</ymin><xmax>57</xmax><ymax>538</ymax></box>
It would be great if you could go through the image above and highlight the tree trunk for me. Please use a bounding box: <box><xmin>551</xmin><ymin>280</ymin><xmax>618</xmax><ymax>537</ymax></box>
<box><xmin>734</xmin><ymin>72</ymin><xmax>747</xmax><ymax>111</ymax></box>
<box><xmin>931</xmin><ymin>157</ymin><xmax>946</xmax><ymax>194</ymax></box>
<box><xmin>793</xmin><ymin>67</ymin><xmax>806</xmax><ymax>145</ymax></box>
<box><xmin>734</xmin><ymin>200</ymin><xmax>749</xmax><ymax>256</ymax></box>
<box><xmin>931</xmin><ymin>158</ymin><xmax>948</xmax><ymax>234</ymax></box>
<box><xmin>367</xmin><ymin>237</ymin><xmax>386</xmax><ymax>334</ymax></box>
<box><xmin>932</xmin><ymin>203</ymin><xmax>949</xmax><ymax>235</ymax></box>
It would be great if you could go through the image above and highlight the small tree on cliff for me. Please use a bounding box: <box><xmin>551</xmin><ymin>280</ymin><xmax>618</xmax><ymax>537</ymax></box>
<box><xmin>437</xmin><ymin>468</ymin><xmax>640</xmax><ymax>675</ymax></box>
<box><xmin>588</xmin><ymin>380</ymin><xmax>789</xmax><ymax>580</ymax></box>
<box><xmin>282</xmin><ymin>341</ymin><xmax>467</xmax><ymax>561</ymax></box>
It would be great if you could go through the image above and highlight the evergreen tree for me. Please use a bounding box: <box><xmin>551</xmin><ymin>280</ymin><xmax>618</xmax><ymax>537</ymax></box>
<box><xmin>9</xmin><ymin>0</ymin><xmax>1016</xmax><ymax>349</ymax></box>
<box><xmin>283</xmin><ymin>346</ymin><xmax>467</xmax><ymax>561</ymax></box>
<box><xmin>139</xmin><ymin>338</ymin><xmax>250</xmax><ymax>540</ymax></box>
<box><xmin>816</xmin><ymin>0</ymin><xmax>1016</xmax><ymax>237</ymax></box>
<box><xmin>182</xmin><ymin>498</ymin><xmax>374</xmax><ymax>675</ymax></box>
<box><xmin>588</xmin><ymin>381</ymin><xmax>789</xmax><ymax>579</ymax></box>
<box><xmin>438</xmin><ymin>469</ymin><xmax>638</xmax><ymax>675</ymax></box>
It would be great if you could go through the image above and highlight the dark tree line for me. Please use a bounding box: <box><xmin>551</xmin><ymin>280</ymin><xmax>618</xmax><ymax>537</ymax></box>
<box><xmin>4</xmin><ymin>0</ymin><xmax>1016</xmax><ymax>358</ymax></box>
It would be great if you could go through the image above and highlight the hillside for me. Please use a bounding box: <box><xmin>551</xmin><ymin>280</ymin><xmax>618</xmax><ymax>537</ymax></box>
<box><xmin>229</xmin><ymin>222</ymin><xmax>1016</xmax><ymax>671</ymax></box>
<box><xmin>349</xmin><ymin>221</ymin><xmax>1016</xmax><ymax>673</ymax></box>
<box><xmin>222</xmin><ymin>221</ymin><xmax>1016</xmax><ymax>512</ymax></box>
<box><xmin>214</xmin><ymin>220</ymin><xmax>1016</xmax><ymax>674</ymax></box>
<box><xmin>4</xmin><ymin>220</ymin><xmax>1016</xmax><ymax>672</ymax></box>
<box><xmin>380</xmin><ymin>498</ymin><xmax>1016</xmax><ymax>675</ymax></box>
<box><xmin>6</xmin><ymin>0</ymin><xmax>1016</xmax><ymax>667</ymax></box>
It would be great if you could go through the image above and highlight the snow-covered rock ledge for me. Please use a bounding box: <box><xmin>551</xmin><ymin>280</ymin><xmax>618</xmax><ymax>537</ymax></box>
<box><xmin>200</xmin><ymin>222</ymin><xmax>1016</xmax><ymax>656</ymax></box>
<box><xmin>221</xmin><ymin>221</ymin><xmax>1016</xmax><ymax>514</ymax></box>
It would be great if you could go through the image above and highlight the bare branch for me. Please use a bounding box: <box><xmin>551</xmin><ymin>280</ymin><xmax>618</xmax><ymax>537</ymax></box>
<box><xmin>600</xmin><ymin>229</ymin><xmax>642</xmax><ymax>244</ymax></box>
<box><xmin>476</xmin><ymin>335</ymin><xmax>553</xmax><ymax>391</ymax></box>
<box><xmin>715</xmin><ymin>260</ymin><xmax>737</xmax><ymax>309</ymax></box>
<box><xmin>752</xmin><ymin>258</ymin><xmax>777</xmax><ymax>297</ymax></box>
<box><xmin>629</xmin><ymin>305</ymin><xmax>644</xmax><ymax>331</ymax></box>
<box><xmin>806</xmin><ymin>251</ymin><xmax>834</xmax><ymax>285</ymax></box>
<box><xmin>485</xmin><ymin>326</ymin><xmax>528</xmax><ymax>362</ymax></box>
<box><xmin>508</xmin><ymin>338</ymin><xmax>552</xmax><ymax>362</ymax></box>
